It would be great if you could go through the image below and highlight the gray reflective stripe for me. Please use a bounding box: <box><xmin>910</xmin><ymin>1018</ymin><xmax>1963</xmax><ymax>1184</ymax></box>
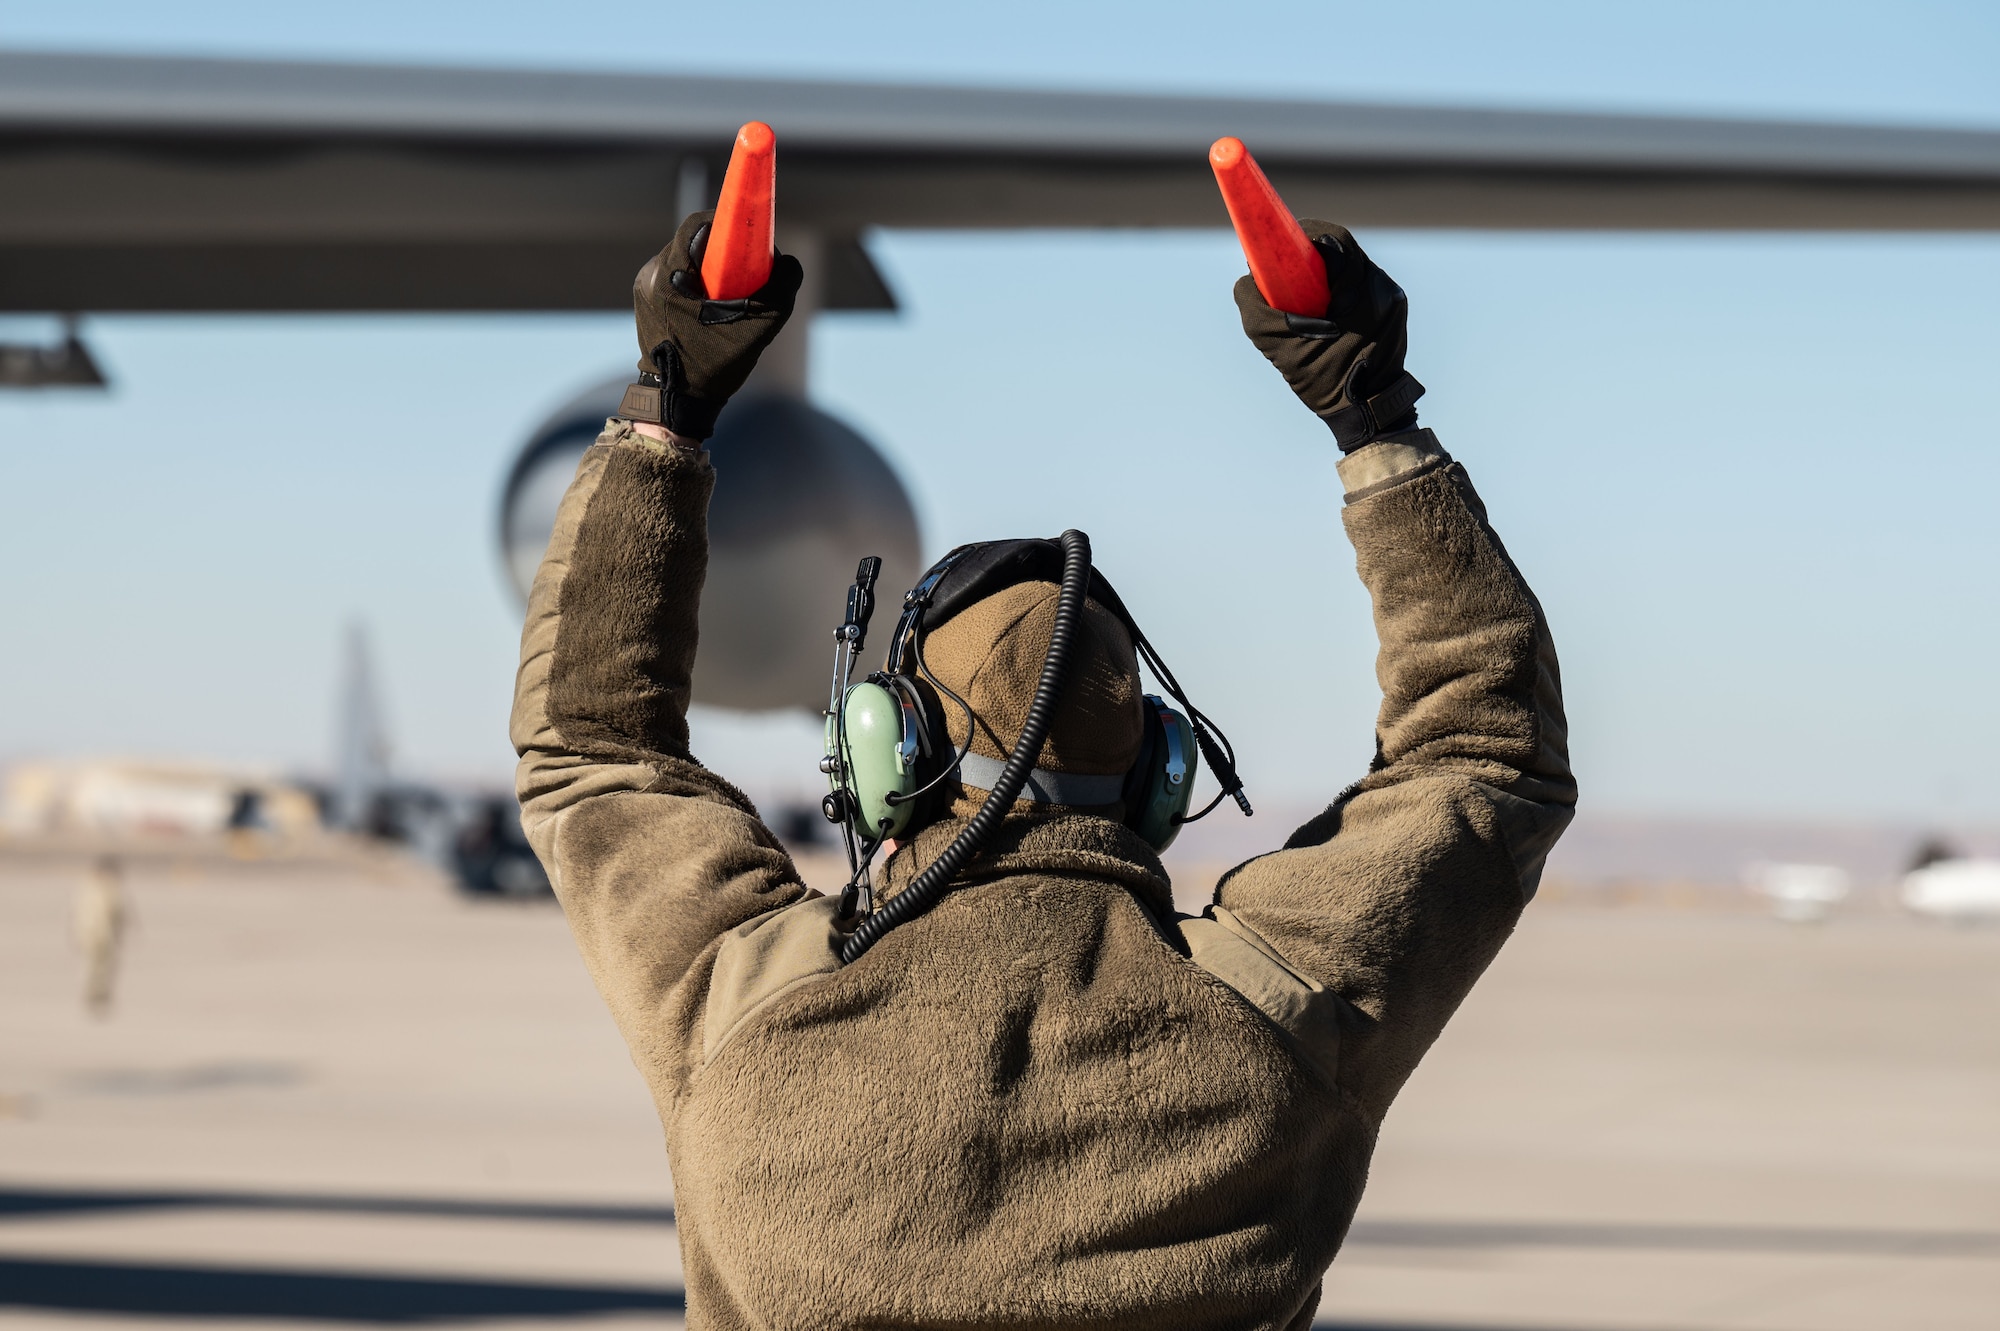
<box><xmin>954</xmin><ymin>752</ymin><xmax>1125</xmax><ymax>806</ymax></box>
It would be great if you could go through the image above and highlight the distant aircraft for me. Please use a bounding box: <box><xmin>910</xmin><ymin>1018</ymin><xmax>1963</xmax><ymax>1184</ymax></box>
<box><xmin>6</xmin><ymin>49</ymin><xmax>2000</xmax><ymax>711</ymax></box>
<box><xmin>1901</xmin><ymin>859</ymin><xmax>2000</xmax><ymax>922</ymax></box>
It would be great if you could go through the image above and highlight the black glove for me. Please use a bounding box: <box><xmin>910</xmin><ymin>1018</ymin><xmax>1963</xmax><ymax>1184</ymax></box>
<box><xmin>1234</xmin><ymin>220</ymin><xmax>1423</xmax><ymax>452</ymax></box>
<box><xmin>618</xmin><ymin>210</ymin><xmax>804</xmax><ymax>441</ymax></box>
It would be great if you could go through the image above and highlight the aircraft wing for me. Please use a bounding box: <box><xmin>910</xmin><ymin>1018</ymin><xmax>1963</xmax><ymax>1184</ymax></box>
<box><xmin>4</xmin><ymin>49</ymin><xmax>2000</xmax><ymax>312</ymax></box>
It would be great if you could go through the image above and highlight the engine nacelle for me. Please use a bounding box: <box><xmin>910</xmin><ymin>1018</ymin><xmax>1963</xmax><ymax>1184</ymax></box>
<box><xmin>501</xmin><ymin>379</ymin><xmax>922</xmax><ymax>712</ymax></box>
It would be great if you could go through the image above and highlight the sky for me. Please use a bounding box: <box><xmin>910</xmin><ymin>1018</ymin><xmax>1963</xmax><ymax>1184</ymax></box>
<box><xmin>2</xmin><ymin>2</ymin><xmax>1998</xmax><ymax>826</ymax></box>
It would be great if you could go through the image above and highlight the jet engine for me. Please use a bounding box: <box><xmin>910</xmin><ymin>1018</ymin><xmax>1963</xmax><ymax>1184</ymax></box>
<box><xmin>500</xmin><ymin>379</ymin><xmax>922</xmax><ymax>712</ymax></box>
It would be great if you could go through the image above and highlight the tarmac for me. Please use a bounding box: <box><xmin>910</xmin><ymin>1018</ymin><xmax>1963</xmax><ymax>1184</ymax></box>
<box><xmin>1</xmin><ymin>841</ymin><xmax>1995</xmax><ymax>1330</ymax></box>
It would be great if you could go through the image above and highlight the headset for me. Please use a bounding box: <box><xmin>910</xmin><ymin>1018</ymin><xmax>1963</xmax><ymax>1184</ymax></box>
<box><xmin>820</xmin><ymin>532</ymin><xmax>1250</xmax><ymax>963</ymax></box>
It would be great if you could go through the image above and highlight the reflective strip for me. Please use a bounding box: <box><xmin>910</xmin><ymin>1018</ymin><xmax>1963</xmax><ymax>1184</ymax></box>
<box><xmin>954</xmin><ymin>752</ymin><xmax>1125</xmax><ymax>806</ymax></box>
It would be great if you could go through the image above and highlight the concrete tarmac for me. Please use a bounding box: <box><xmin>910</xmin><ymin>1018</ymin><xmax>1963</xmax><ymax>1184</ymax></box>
<box><xmin>1</xmin><ymin>846</ymin><xmax>1995</xmax><ymax>1330</ymax></box>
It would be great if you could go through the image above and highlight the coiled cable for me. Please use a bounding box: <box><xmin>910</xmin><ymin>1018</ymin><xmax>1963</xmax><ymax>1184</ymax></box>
<box><xmin>839</xmin><ymin>529</ymin><xmax>1091</xmax><ymax>965</ymax></box>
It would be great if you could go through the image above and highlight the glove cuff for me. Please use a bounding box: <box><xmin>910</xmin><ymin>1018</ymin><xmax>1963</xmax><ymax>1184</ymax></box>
<box><xmin>618</xmin><ymin>371</ymin><xmax>724</xmax><ymax>441</ymax></box>
<box><xmin>1322</xmin><ymin>372</ymin><xmax>1425</xmax><ymax>452</ymax></box>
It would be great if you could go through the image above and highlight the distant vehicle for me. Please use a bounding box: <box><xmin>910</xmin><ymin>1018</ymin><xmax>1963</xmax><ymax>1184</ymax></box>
<box><xmin>0</xmin><ymin>758</ymin><xmax>319</xmax><ymax>841</ymax></box>
<box><xmin>450</xmin><ymin>796</ymin><xmax>552</xmax><ymax>899</ymax></box>
<box><xmin>1746</xmin><ymin>862</ymin><xmax>1850</xmax><ymax>923</ymax></box>
<box><xmin>1900</xmin><ymin>859</ymin><xmax>2000</xmax><ymax>922</ymax></box>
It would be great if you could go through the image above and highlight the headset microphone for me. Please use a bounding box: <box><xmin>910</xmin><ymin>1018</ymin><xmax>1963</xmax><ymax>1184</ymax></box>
<box><xmin>821</xmin><ymin>556</ymin><xmax>889</xmax><ymax>918</ymax></box>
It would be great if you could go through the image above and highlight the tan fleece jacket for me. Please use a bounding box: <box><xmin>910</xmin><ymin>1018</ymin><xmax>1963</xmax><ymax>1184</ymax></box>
<box><xmin>512</xmin><ymin>420</ymin><xmax>1573</xmax><ymax>1330</ymax></box>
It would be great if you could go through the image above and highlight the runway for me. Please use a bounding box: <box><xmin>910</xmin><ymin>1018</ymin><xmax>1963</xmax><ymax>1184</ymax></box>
<box><xmin>2</xmin><ymin>845</ymin><xmax>1995</xmax><ymax>1329</ymax></box>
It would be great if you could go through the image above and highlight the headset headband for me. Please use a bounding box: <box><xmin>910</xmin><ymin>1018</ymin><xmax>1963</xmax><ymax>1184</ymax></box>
<box><xmin>885</xmin><ymin>537</ymin><xmax>1141</xmax><ymax>675</ymax></box>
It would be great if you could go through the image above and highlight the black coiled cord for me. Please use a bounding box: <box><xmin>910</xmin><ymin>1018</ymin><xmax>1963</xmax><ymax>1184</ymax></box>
<box><xmin>838</xmin><ymin>529</ymin><xmax>1091</xmax><ymax>965</ymax></box>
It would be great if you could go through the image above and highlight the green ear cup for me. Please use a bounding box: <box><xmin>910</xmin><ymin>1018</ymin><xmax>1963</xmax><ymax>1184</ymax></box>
<box><xmin>827</xmin><ymin>680</ymin><xmax>920</xmax><ymax>841</ymax></box>
<box><xmin>1128</xmin><ymin>695</ymin><xmax>1198</xmax><ymax>852</ymax></box>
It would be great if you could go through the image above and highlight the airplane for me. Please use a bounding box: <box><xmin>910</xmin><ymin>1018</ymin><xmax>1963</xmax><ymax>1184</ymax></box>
<box><xmin>6</xmin><ymin>46</ymin><xmax>2000</xmax><ymax>718</ymax></box>
<box><xmin>1901</xmin><ymin>844</ymin><xmax>2000</xmax><ymax>922</ymax></box>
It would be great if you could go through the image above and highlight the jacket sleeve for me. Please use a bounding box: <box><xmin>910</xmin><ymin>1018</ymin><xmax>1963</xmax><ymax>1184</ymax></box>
<box><xmin>1213</xmin><ymin>429</ymin><xmax>1574</xmax><ymax>1122</ymax></box>
<box><xmin>511</xmin><ymin>420</ymin><xmax>806</xmax><ymax>1079</ymax></box>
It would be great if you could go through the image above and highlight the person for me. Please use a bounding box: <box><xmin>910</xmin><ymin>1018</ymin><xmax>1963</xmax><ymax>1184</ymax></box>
<box><xmin>74</xmin><ymin>854</ymin><xmax>129</xmax><ymax>1018</ymax></box>
<box><xmin>512</xmin><ymin>211</ymin><xmax>1574</xmax><ymax>1329</ymax></box>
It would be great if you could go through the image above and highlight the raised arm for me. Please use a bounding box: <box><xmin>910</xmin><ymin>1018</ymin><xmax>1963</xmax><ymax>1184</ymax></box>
<box><xmin>1210</xmin><ymin>223</ymin><xmax>1576</xmax><ymax>1121</ymax></box>
<box><xmin>511</xmin><ymin>212</ymin><xmax>808</xmax><ymax>1074</ymax></box>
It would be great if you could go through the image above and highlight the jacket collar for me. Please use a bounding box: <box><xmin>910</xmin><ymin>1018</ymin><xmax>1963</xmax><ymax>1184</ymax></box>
<box><xmin>876</xmin><ymin>810</ymin><xmax>1176</xmax><ymax>922</ymax></box>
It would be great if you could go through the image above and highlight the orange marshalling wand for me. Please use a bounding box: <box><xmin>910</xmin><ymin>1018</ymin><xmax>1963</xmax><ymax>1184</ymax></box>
<box><xmin>1209</xmin><ymin>136</ymin><xmax>1330</xmax><ymax>318</ymax></box>
<box><xmin>701</xmin><ymin>121</ymin><xmax>777</xmax><ymax>300</ymax></box>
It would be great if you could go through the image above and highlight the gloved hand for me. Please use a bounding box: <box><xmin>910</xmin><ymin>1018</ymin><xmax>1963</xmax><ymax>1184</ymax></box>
<box><xmin>618</xmin><ymin>210</ymin><xmax>804</xmax><ymax>440</ymax></box>
<box><xmin>1234</xmin><ymin>220</ymin><xmax>1423</xmax><ymax>452</ymax></box>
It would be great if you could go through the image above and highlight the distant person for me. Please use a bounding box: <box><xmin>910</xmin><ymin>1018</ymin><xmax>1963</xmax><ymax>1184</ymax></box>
<box><xmin>225</xmin><ymin>787</ymin><xmax>264</xmax><ymax>859</ymax></box>
<box><xmin>74</xmin><ymin>855</ymin><xmax>129</xmax><ymax>1018</ymax></box>
<box><xmin>513</xmin><ymin>211</ymin><xmax>1574</xmax><ymax>1328</ymax></box>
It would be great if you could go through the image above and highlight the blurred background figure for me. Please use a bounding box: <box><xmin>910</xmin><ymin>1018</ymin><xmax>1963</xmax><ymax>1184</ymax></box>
<box><xmin>72</xmin><ymin>853</ymin><xmax>129</xmax><ymax>1018</ymax></box>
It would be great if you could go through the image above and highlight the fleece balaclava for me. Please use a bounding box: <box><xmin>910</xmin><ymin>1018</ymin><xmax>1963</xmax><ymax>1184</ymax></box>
<box><xmin>917</xmin><ymin>581</ymin><xmax>1146</xmax><ymax>813</ymax></box>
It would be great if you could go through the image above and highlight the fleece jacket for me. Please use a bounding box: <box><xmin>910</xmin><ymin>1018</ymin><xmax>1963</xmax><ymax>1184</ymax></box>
<box><xmin>511</xmin><ymin>419</ymin><xmax>1575</xmax><ymax>1331</ymax></box>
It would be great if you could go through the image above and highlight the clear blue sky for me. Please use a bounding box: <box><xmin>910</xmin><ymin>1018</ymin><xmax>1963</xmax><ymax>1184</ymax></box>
<box><xmin>3</xmin><ymin>2</ymin><xmax>1998</xmax><ymax>824</ymax></box>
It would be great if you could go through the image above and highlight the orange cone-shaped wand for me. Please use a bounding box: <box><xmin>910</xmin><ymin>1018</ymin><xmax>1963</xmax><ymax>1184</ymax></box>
<box><xmin>701</xmin><ymin>121</ymin><xmax>777</xmax><ymax>300</ymax></box>
<box><xmin>1210</xmin><ymin>136</ymin><xmax>1330</xmax><ymax>318</ymax></box>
